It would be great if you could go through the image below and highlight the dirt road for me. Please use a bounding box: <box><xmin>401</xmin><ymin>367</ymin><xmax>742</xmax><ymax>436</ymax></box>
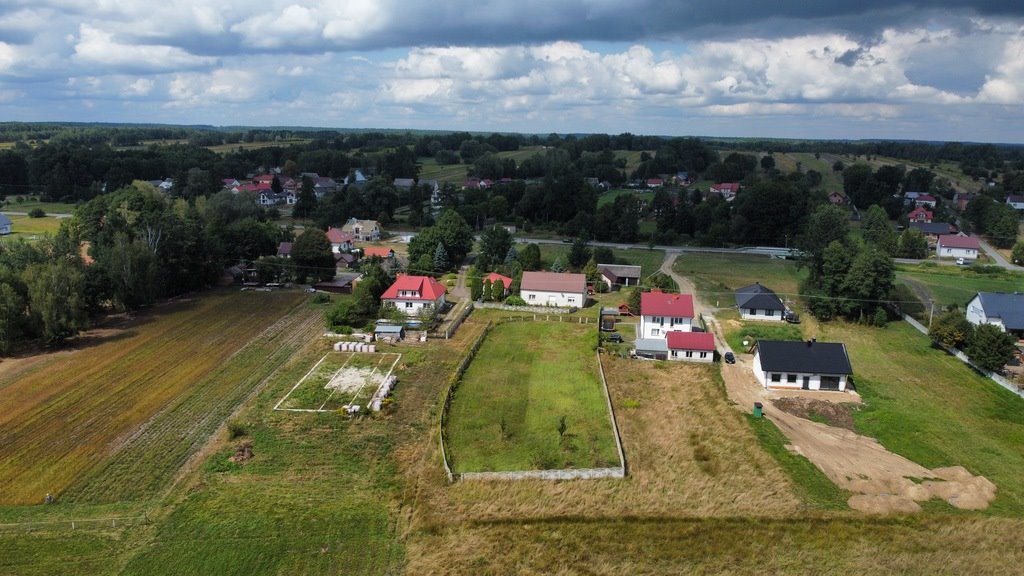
<box><xmin>661</xmin><ymin>252</ymin><xmax>997</xmax><ymax>513</ymax></box>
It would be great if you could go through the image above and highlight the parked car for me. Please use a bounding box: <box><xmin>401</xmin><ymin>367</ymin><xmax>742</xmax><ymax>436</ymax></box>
<box><xmin>956</xmin><ymin>257</ymin><xmax>966</xmax><ymax>265</ymax></box>
<box><xmin>783</xmin><ymin>310</ymin><xmax>801</xmax><ymax>324</ymax></box>
<box><xmin>723</xmin><ymin>351</ymin><xmax>736</xmax><ymax>364</ymax></box>
<box><xmin>607</xmin><ymin>333</ymin><xmax>624</xmax><ymax>344</ymax></box>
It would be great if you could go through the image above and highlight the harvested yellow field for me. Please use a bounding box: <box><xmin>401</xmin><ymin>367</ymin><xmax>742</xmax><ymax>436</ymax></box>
<box><xmin>0</xmin><ymin>289</ymin><xmax>312</xmax><ymax>504</ymax></box>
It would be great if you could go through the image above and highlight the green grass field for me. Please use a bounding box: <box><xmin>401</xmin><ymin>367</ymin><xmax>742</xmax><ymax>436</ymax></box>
<box><xmin>537</xmin><ymin>244</ymin><xmax>665</xmax><ymax>279</ymax></box>
<box><xmin>597</xmin><ymin>188</ymin><xmax>654</xmax><ymax>208</ymax></box>
<box><xmin>896</xmin><ymin>263</ymin><xmax>1024</xmax><ymax>310</ymax></box>
<box><xmin>445</xmin><ymin>321</ymin><xmax>619</xmax><ymax>472</ymax></box>
<box><xmin>0</xmin><ymin>214</ymin><xmax>63</xmax><ymax>240</ymax></box>
<box><xmin>817</xmin><ymin>320</ymin><xmax>1024</xmax><ymax>516</ymax></box>
<box><xmin>1</xmin><ymin>200</ymin><xmax>78</xmax><ymax>214</ymax></box>
<box><xmin>674</xmin><ymin>252</ymin><xmax>806</xmax><ymax>305</ymax></box>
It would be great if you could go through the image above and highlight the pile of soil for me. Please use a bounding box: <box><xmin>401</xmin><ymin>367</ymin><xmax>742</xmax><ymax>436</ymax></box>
<box><xmin>229</xmin><ymin>442</ymin><xmax>253</xmax><ymax>463</ymax></box>
<box><xmin>772</xmin><ymin>397</ymin><xmax>858</xmax><ymax>431</ymax></box>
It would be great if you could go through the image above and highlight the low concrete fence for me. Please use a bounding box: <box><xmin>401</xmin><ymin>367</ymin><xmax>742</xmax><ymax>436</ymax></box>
<box><xmin>476</xmin><ymin>302</ymin><xmax>576</xmax><ymax>314</ymax></box>
<box><xmin>459</xmin><ymin>467</ymin><xmax>624</xmax><ymax>481</ymax></box>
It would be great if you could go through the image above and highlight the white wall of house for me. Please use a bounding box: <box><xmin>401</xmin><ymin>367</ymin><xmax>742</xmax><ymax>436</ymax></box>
<box><xmin>739</xmin><ymin>308</ymin><xmax>783</xmax><ymax>321</ymax></box>
<box><xmin>936</xmin><ymin>245</ymin><xmax>978</xmax><ymax>259</ymax></box>
<box><xmin>521</xmin><ymin>289</ymin><xmax>585</xmax><ymax>308</ymax></box>
<box><xmin>965</xmin><ymin>295</ymin><xmax>1006</xmax><ymax>331</ymax></box>
<box><xmin>668</xmin><ymin>348</ymin><xmax>713</xmax><ymax>363</ymax></box>
<box><xmin>639</xmin><ymin>315</ymin><xmax>692</xmax><ymax>339</ymax></box>
<box><xmin>752</xmin><ymin>353</ymin><xmax>848</xmax><ymax>391</ymax></box>
<box><xmin>384</xmin><ymin>296</ymin><xmax>445</xmax><ymax>317</ymax></box>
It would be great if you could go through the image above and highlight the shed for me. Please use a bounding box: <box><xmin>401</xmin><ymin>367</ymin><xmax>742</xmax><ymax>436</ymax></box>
<box><xmin>374</xmin><ymin>324</ymin><xmax>405</xmax><ymax>342</ymax></box>
<box><xmin>600</xmin><ymin>307</ymin><xmax>619</xmax><ymax>332</ymax></box>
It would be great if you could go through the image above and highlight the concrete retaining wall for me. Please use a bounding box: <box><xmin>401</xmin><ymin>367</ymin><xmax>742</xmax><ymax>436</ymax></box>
<box><xmin>476</xmin><ymin>302</ymin><xmax>575</xmax><ymax>314</ymax></box>
<box><xmin>458</xmin><ymin>468</ymin><xmax>624</xmax><ymax>481</ymax></box>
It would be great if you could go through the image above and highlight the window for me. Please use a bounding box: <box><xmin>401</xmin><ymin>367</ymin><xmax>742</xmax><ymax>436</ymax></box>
<box><xmin>752</xmin><ymin>309</ymin><xmax>759</xmax><ymax>316</ymax></box>
<box><xmin>685</xmin><ymin>351</ymin><xmax>693</xmax><ymax>358</ymax></box>
<box><xmin>770</xmin><ymin>373</ymin><xmax>781</xmax><ymax>383</ymax></box>
<box><xmin>405</xmin><ymin>302</ymin><xmax>413</xmax><ymax>308</ymax></box>
<box><xmin>651</xmin><ymin>329</ymin><xmax>660</xmax><ymax>336</ymax></box>
<box><xmin>568</xmin><ymin>298</ymin><xmax>575</xmax><ymax>303</ymax></box>
<box><xmin>699</xmin><ymin>352</ymin><xmax>707</xmax><ymax>358</ymax></box>
<box><xmin>529</xmin><ymin>294</ymin><xmax>536</xmax><ymax>300</ymax></box>
<box><xmin>671</xmin><ymin>351</ymin><xmax>678</xmax><ymax>358</ymax></box>
<box><xmin>787</xmin><ymin>374</ymin><xmax>797</xmax><ymax>383</ymax></box>
<box><xmin>767</xmin><ymin>310</ymin><xmax>776</xmax><ymax>317</ymax></box>
<box><xmin>653</xmin><ymin>316</ymin><xmax>664</xmax><ymax>323</ymax></box>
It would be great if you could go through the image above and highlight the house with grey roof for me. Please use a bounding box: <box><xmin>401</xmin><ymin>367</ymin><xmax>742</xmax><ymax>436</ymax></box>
<box><xmin>597</xmin><ymin>263</ymin><xmax>642</xmax><ymax>288</ymax></box>
<box><xmin>752</xmin><ymin>339</ymin><xmax>853</xmax><ymax>391</ymax></box>
<box><xmin>966</xmin><ymin>292</ymin><xmax>1024</xmax><ymax>338</ymax></box>
<box><xmin>735</xmin><ymin>282</ymin><xmax>786</xmax><ymax>321</ymax></box>
<box><xmin>0</xmin><ymin>213</ymin><xmax>11</xmax><ymax>235</ymax></box>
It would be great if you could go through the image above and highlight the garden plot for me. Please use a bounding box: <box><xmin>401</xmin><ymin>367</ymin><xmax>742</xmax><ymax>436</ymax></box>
<box><xmin>275</xmin><ymin>352</ymin><xmax>401</xmax><ymax>412</ymax></box>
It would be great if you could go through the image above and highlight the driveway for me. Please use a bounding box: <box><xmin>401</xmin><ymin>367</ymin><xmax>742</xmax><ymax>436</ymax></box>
<box><xmin>660</xmin><ymin>251</ymin><xmax>997</xmax><ymax>513</ymax></box>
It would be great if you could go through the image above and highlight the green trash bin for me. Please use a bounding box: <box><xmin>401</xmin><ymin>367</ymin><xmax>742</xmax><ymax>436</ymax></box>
<box><xmin>753</xmin><ymin>402</ymin><xmax>763</xmax><ymax>418</ymax></box>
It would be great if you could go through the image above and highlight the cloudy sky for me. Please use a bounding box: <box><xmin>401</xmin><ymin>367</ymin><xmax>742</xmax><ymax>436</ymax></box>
<box><xmin>1</xmin><ymin>1</ymin><xmax>1023</xmax><ymax>142</ymax></box>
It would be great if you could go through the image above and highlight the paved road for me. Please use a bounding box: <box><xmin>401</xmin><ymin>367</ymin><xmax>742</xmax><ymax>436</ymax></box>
<box><xmin>0</xmin><ymin>211</ymin><xmax>74</xmax><ymax>219</ymax></box>
<box><xmin>976</xmin><ymin>236</ymin><xmax>1023</xmax><ymax>272</ymax></box>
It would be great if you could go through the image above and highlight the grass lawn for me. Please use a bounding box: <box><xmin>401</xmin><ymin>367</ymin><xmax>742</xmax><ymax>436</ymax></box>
<box><xmin>819</xmin><ymin>320</ymin><xmax>1024</xmax><ymax>516</ymax></box>
<box><xmin>718</xmin><ymin>309</ymin><xmax>806</xmax><ymax>352</ymax></box>
<box><xmin>0</xmin><ymin>214</ymin><xmax>63</xmax><ymax>240</ymax></box>
<box><xmin>597</xmin><ymin>188</ymin><xmax>654</xmax><ymax>208</ymax></box>
<box><xmin>445</xmin><ymin>321</ymin><xmax>619</xmax><ymax>472</ymax></box>
<box><xmin>537</xmin><ymin>244</ymin><xmax>666</xmax><ymax>279</ymax></box>
<box><xmin>897</xmin><ymin>263</ymin><xmax>1024</xmax><ymax>310</ymax></box>
<box><xmin>674</xmin><ymin>252</ymin><xmax>806</xmax><ymax>306</ymax></box>
<box><xmin>1</xmin><ymin>200</ymin><xmax>78</xmax><ymax>214</ymax></box>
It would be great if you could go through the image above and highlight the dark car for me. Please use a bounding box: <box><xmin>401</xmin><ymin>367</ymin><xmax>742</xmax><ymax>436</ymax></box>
<box><xmin>723</xmin><ymin>351</ymin><xmax>736</xmax><ymax>364</ymax></box>
<box><xmin>607</xmin><ymin>333</ymin><xmax>624</xmax><ymax>343</ymax></box>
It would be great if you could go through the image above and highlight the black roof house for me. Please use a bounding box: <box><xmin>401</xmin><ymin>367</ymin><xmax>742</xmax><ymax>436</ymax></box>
<box><xmin>735</xmin><ymin>282</ymin><xmax>785</xmax><ymax>312</ymax></box>
<box><xmin>755</xmin><ymin>340</ymin><xmax>853</xmax><ymax>375</ymax></box>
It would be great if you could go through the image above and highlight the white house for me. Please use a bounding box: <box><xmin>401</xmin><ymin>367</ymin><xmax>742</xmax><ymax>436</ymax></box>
<box><xmin>381</xmin><ymin>275</ymin><xmax>447</xmax><ymax>317</ymax></box>
<box><xmin>0</xmin><ymin>213</ymin><xmax>11</xmax><ymax>235</ymax></box>
<box><xmin>666</xmin><ymin>331</ymin><xmax>715</xmax><ymax>363</ymax></box>
<box><xmin>966</xmin><ymin>292</ymin><xmax>1024</xmax><ymax>338</ymax></box>
<box><xmin>752</xmin><ymin>339</ymin><xmax>853</xmax><ymax>392</ymax></box>
<box><xmin>936</xmin><ymin>234</ymin><xmax>980</xmax><ymax>261</ymax></box>
<box><xmin>325</xmin><ymin>228</ymin><xmax>355</xmax><ymax>253</ymax></box>
<box><xmin>520</xmin><ymin>271</ymin><xmax>587</xmax><ymax>308</ymax></box>
<box><xmin>1007</xmin><ymin>194</ymin><xmax>1024</xmax><ymax>211</ymax></box>
<box><xmin>639</xmin><ymin>292</ymin><xmax>694</xmax><ymax>339</ymax></box>
<box><xmin>735</xmin><ymin>282</ymin><xmax>785</xmax><ymax>321</ymax></box>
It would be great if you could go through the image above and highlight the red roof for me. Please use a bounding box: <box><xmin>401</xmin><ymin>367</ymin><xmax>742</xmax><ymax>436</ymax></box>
<box><xmin>381</xmin><ymin>275</ymin><xmax>447</xmax><ymax>301</ymax></box>
<box><xmin>362</xmin><ymin>246</ymin><xmax>394</xmax><ymax>258</ymax></box>
<box><xmin>326</xmin><ymin>228</ymin><xmax>354</xmax><ymax>244</ymax></box>
<box><xmin>647</xmin><ymin>178</ymin><xmax>664</xmax><ymax>185</ymax></box>
<box><xmin>640</xmin><ymin>292</ymin><xmax>694</xmax><ymax>318</ymax></box>
<box><xmin>917</xmin><ymin>194</ymin><xmax>936</xmax><ymax>202</ymax></box>
<box><xmin>485</xmin><ymin>272</ymin><xmax>513</xmax><ymax>289</ymax></box>
<box><xmin>666</xmin><ymin>331</ymin><xmax>715</xmax><ymax>352</ymax></box>
<box><xmin>938</xmin><ymin>234</ymin><xmax>980</xmax><ymax>250</ymax></box>
<box><xmin>712</xmin><ymin>182</ymin><xmax>740</xmax><ymax>192</ymax></box>
<box><xmin>908</xmin><ymin>207</ymin><xmax>933</xmax><ymax>220</ymax></box>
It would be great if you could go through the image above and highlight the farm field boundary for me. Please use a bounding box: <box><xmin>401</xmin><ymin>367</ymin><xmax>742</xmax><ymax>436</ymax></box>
<box><xmin>274</xmin><ymin>351</ymin><xmax>401</xmax><ymax>413</ymax></box>
<box><xmin>441</xmin><ymin>320</ymin><xmax>622</xmax><ymax>480</ymax></box>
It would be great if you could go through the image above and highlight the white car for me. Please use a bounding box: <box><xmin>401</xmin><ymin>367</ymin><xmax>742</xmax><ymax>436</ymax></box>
<box><xmin>956</xmin><ymin>257</ymin><xmax>966</xmax><ymax>265</ymax></box>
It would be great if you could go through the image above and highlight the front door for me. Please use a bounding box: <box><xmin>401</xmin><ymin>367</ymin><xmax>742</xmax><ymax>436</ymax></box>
<box><xmin>802</xmin><ymin>376</ymin><xmax>810</xmax><ymax>390</ymax></box>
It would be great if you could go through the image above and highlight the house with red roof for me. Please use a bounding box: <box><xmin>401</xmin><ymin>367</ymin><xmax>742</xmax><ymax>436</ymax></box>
<box><xmin>914</xmin><ymin>194</ymin><xmax>937</xmax><ymax>208</ymax></box>
<box><xmin>325</xmin><ymin>228</ymin><xmax>355</xmax><ymax>253</ymax></box>
<box><xmin>827</xmin><ymin>191</ymin><xmax>846</xmax><ymax>205</ymax></box>
<box><xmin>936</xmin><ymin>234</ymin><xmax>980</xmax><ymax>261</ymax></box>
<box><xmin>646</xmin><ymin>177</ymin><xmax>664</xmax><ymax>188</ymax></box>
<box><xmin>381</xmin><ymin>275</ymin><xmax>447</xmax><ymax>317</ymax></box>
<box><xmin>639</xmin><ymin>292</ymin><xmax>694</xmax><ymax>339</ymax></box>
<box><xmin>666</xmin><ymin>331</ymin><xmax>716</xmax><ymax>363</ymax></box>
<box><xmin>709</xmin><ymin>182</ymin><xmax>740</xmax><ymax>201</ymax></box>
<box><xmin>361</xmin><ymin>246</ymin><xmax>395</xmax><ymax>259</ymax></box>
<box><xmin>520</xmin><ymin>271</ymin><xmax>587</xmax><ymax>308</ymax></box>
<box><xmin>484</xmin><ymin>272</ymin><xmax>513</xmax><ymax>298</ymax></box>
<box><xmin>907</xmin><ymin>206</ymin><xmax>933</xmax><ymax>223</ymax></box>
